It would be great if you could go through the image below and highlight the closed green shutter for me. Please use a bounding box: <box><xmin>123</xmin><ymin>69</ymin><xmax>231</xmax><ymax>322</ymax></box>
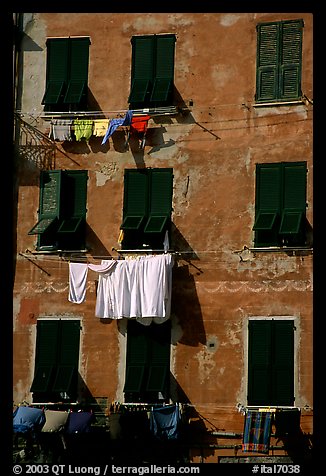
<box><xmin>144</xmin><ymin>168</ymin><xmax>173</xmax><ymax>233</ymax></box>
<box><xmin>28</xmin><ymin>171</ymin><xmax>62</xmax><ymax>235</ymax></box>
<box><xmin>30</xmin><ymin>320</ymin><xmax>60</xmax><ymax>392</ymax></box>
<box><xmin>42</xmin><ymin>39</ymin><xmax>69</xmax><ymax>104</ymax></box>
<box><xmin>124</xmin><ymin>321</ymin><xmax>149</xmax><ymax>393</ymax></box>
<box><xmin>248</xmin><ymin>320</ymin><xmax>294</xmax><ymax>406</ymax></box>
<box><xmin>122</xmin><ymin>170</ymin><xmax>148</xmax><ymax>230</ymax></box>
<box><xmin>272</xmin><ymin>321</ymin><xmax>294</xmax><ymax>405</ymax></box>
<box><xmin>31</xmin><ymin>320</ymin><xmax>80</xmax><ymax>397</ymax></box>
<box><xmin>146</xmin><ymin>322</ymin><xmax>170</xmax><ymax>392</ymax></box>
<box><xmin>53</xmin><ymin>320</ymin><xmax>80</xmax><ymax>394</ymax></box>
<box><xmin>248</xmin><ymin>320</ymin><xmax>272</xmax><ymax>405</ymax></box>
<box><xmin>256</xmin><ymin>23</ymin><xmax>279</xmax><ymax>102</ymax></box>
<box><xmin>279</xmin><ymin>21</ymin><xmax>303</xmax><ymax>99</ymax></box>
<box><xmin>256</xmin><ymin>20</ymin><xmax>303</xmax><ymax>102</ymax></box>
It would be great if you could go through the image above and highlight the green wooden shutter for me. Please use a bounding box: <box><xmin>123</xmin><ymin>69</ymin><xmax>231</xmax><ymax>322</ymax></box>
<box><xmin>146</xmin><ymin>322</ymin><xmax>170</xmax><ymax>392</ymax></box>
<box><xmin>58</xmin><ymin>171</ymin><xmax>87</xmax><ymax>234</ymax></box>
<box><xmin>279</xmin><ymin>21</ymin><xmax>303</xmax><ymax>100</ymax></box>
<box><xmin>64</xmin><ymin>37</ymin><xmax>90</xmax><ymax>104</ymax></box>
<box><xmin>28</xmin><ymin>170</ymin><xmax>62</xmax><ymax>235</ymax></box>
<box><xmin>151</xmin><ymin>35</ymin><xmax>175</xmax><ymax>102</ymax></box>
<box><xmin>53</xmin><ymin>320</ymin><xmax>80</xmax><ymax>393</ymax></box>
<box><xmin>42</xmin><ymin>39</ymin><xmax>69</xmax><ymax>104</ymax></box>
<box><xmin>144</xmin><ymin>168</ymin><xmax>173</xmax><ymax>233</ymax></box>
<box><xmin>272</xmin><ymin>321</ymin><xmax>294</xmax><ymax>405</ymax></box>
<box><xmin>129</xmin><ymin>36</ymin><xmax>154</xmax><ymax>103</ymax></box>
<box><xmin>256</xmin><ymin>20</ymin><xmax>303</xmax><ymax>102</ymax></box>
<box><xmin>124</xmin><ymin>321</ymin><xmax>149</xmax><ymax>393</ymax></box>
<box><xmin>121</xmin><ymin>169</ymin><xmax>149</xmax><ymax>230</ymax></box>
<box><xmin>280</xmin><ymin>162</ymin><xmax>306</xmax><ymax>234</ymax></box>
<box><xmin>256</xmin><ymin>23</ymin><xmax>280</xmax><ymax>102</ymax></box>
<box><xmin>253</xmin><ymin>164</ymin><xmax>281</xmax><ymax>231</ymax></box>
<box><xmin>30</xmin><ymin>320</ymin><xmax>60</xmax><ymax>392</ymax></box>
<box><xmin>56</xmin><ymin>171</ymin><xmax>87</xmax><ymax>250</ymax></box>
<box><xmin>248</xmin><ymin>320</ymin><xmax>272</xmax><ymax>405</ymax></box>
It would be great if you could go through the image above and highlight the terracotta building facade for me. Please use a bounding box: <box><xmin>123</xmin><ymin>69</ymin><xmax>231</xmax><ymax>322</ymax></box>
<box><xmin>13</xmin><ymin>12</ymin><xmax>313</xmax><ymax>464</ymax></box>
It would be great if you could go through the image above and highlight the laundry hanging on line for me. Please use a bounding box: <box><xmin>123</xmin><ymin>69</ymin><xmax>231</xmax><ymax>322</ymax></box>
<box><xmin>149</xmin><ymin>404</ymin><xmax>181</xmax><ymax>440</ymax></box>
<box><xmin>242</xmin><ymin>410</ymin><xmax>272</xmax><ymax>453</ymax></box>
<box><xmin>101</xmin><ymin>110</ymin><xmax>133</xmax><ymax>145</ymax></box>
<box><xmin>73</xmin><ymin>119</ymin><xmax>94</xmax><ymax>141</ymax></box>
<box><xmin>68</xmin><ymin>254</ymin><xmax>174</xmax><ymax>321</ymax></box>
<box><xmin>49</xmin><ymin>119</ymin><xmax>73</xmax><ymax>141</ymax></box>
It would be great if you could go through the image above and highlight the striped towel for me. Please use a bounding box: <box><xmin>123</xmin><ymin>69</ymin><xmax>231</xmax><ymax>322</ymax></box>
<box><xmin>242</xmin><ymin>411</ymin><xmax>272</xmax><ymax>453</ymax></box>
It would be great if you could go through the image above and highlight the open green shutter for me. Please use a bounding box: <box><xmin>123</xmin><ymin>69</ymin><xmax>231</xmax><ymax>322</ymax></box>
<box><xmin>121</xmin><ymin>169</ymin><xmax>148</xmax><ymax>230</ymax></box>
<box><xmin>42</xmin><ymin>38</ymin><xmax>69</xmax><ymax>104</ymax></box>
<box><xmin>150</xmin><ymin>35</ymin><xmax>175</xmax><ymax>102</ymax></box>
<box><xmin>64</xmin><ymin>37</ymin><xmax>90</xmax><ymax>104</ymax></box>
<box><xmin>57</xmin><ymin>171</ymin><xmax>87</xmax><ymax>236</ymax></box>
<box><xmin>248</xmin><ymin>320</ymin><xmax>272</xmax><ymax>405</ymax></box>
<box><xmin>282</xmin><ymin>162</ymin><xmax>306</xmax><ymax>211</ymax></box>
<box><xmin>279</xmin><ymin>21</ymin><xmax>303</xmax><ymax>99</ymax></box>
<box><xmin>28</xmin><ymin>171</ymin><xmax>62</xmax><ymax>235</ymax></box>
<box><xmin>253</xmin><ymin>164</ymin><xmax>281</xmax><ymax>231</ymax></box>
<box><xmin>280</xmin><ymin>162</ymin><xmax>306</xmax><ymax>234</ymax></box>
<box><xmin>129</xmin><ymin>36</ymin><xmax>154</xmax><ymax>103</ymax></box>
<box><xmin>256</xmin><ymin>23</ymin><xmax>280</xmax><ymax>102</ymax></box>
<box><xmin>144</xmin><ymin>168</ymin><xmax>173</xmax><ymax>233</ymax></box>
<box><xmin>272</xmin><ymin>321</ymin><xmax>294</xmax><ymax>406</ymax></box>
<box><xmin>31</xmin><ymin>320</ymin><xmax>60</xmax><ymax>392</ymax></box>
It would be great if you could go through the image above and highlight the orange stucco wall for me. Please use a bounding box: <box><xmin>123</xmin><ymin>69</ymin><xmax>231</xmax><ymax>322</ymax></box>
<box><xmin>13</xmin><ymin>12</ymin><xmax>313</xmax><ymax>462</ymax></box>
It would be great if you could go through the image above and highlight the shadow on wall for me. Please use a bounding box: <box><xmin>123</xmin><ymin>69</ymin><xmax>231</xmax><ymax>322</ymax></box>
<box><xmin>273</xmin><ymin>410</ymin><xmax>313</xmax><ymax>463</ymax></box>
<box><xmin>85</xmin><ymin>223</ymin><xmax>114</xmax><ymax>258</ymax></box>
<box><xmin>172</xmin><ymin>263</ymin><xmax>206</xmax><ymax>347</ymax></box>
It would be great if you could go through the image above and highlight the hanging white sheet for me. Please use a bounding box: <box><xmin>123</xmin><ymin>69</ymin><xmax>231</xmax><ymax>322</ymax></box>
<box><xmin>68</xmin><ymin>254</ymin><xmax>173</xmax><ymax>322</ymax></box>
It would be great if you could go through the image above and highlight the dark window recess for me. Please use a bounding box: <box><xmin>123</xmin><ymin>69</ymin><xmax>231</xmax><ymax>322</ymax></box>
<box><xmin>255</xmin><ymin>19</ymin><xmax>303</xmax><ymax>103</ymax></box>
<box><xmin>128</xmin><ymin>34</ymin><xmax>176</xmax><ymax>109</ymax></box>
<box><xmin>120</xmin><ymin>168</ymin><xmax>173</xmax><ymax>250</ymax></box>
<box><xmin>42</xmin><ymin>37</ymin><xmax>90</xmax><ymax>112</ymax></box>
<box><xmin>248</xmin><ymin>319</ymin><xmax>295</xmax><ymax>406</ymax></box>
<box><xmin>28</xmin><ymin>170</ymin><xmax>88</xmax><ymax>252</ymax></box>
<box><xmin>31</xmin><ymin>320</ymin><xmax>80</xmax><ymax>403</ymax></box>
<box><xmin>124</xmin><ymin>320</ymin><xmax>171</xmax><ymax>403</ymax></box>
<box><xmin>253</xmin><ymin>161</ymin><xmax>307</xmax><ymax>247</ymax></box>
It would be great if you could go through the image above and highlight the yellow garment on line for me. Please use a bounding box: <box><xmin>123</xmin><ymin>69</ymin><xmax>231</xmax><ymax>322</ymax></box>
<box><xmin>74</xmin><ymin>119</ymin><xmax>94</xmax><ymax>141</ymax></box>
<box><xmin>93</xmin><ymin>119</ymin><xmax>110</xmax><ymax>137</ymax></box>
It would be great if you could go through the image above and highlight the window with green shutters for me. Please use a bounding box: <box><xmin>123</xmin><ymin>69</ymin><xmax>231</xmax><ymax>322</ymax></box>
<box><xmin>256</xmin><ymin>20</ymin><xmax>303</xmax><ymax>103</ymax></box>
<box><xmin>124</xmin><ymin>320</ymin><xmax>171</xmax><ymax>403</ymax></box>
<box><xmin>253</xmin><ymin>162</ymin><xmax>307</xmax><ymax>247</ymax></box>
<box><xmin>28</xmin><ymin>170</ymin><xmax>88</xmax><ymax>251</ymax></box>
<box><xmin>121</xmin><ymin>168</ymin><xmax>173</xmax><ymax>250</ymax></box>
<box><xmin>129</xmin><ymin>34</ymin><xmax>176</xmax><ymax>109</ymax></box>
<box><xmin>31</xmin><ymin>319</ymin><xmax>80</xmax><ymax>403</ymax></box>
<box><xmin>248</xmin><ymin>319</ymin><xmax>295</xmax><ymax>406</ymax></box>
<box><xmin>42</xmin><ymin>37</ymin><xmax>90</xmax><ymax>111</ymax></box>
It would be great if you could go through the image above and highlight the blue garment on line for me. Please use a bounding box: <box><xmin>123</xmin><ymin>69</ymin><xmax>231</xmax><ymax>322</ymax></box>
<box><xmin>101</xmin><ymin>110</ymin><xmax>133</xmax><ymax>145</ymax></box>
<box><xmin>150</xmin><ymin>404</ymin><xmax>180</xmax><ymax>440</ymax></box>
<box><xmin>65</xmin><ymin>411</ymin><xmax>94</xmax><ymax>434</ymax></box>
<box><xmin>13</xmin><ymin>406</ymin><xmax>46</xmax><ymax>434</ymax></box>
